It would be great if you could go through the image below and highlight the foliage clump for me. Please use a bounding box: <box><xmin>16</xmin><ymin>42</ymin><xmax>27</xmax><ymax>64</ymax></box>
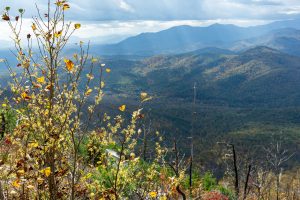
<box><xmin>0</xmin><ymin>1</ymin><xmax>208</xmax><ymax>199</ymax></box>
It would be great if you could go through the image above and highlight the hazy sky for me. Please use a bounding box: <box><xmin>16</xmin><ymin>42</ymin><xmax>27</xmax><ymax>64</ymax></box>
<box><xmin>1</xmin><ymin>0</ymin><xmax>300</xmax><ymax>45</ymax></box>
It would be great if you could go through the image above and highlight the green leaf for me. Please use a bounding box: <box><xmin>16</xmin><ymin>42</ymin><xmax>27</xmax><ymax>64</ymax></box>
<box><xmin>18</xmin><ymin>8</ymin><xmax>24</xmax><ymax>14</ymax></box>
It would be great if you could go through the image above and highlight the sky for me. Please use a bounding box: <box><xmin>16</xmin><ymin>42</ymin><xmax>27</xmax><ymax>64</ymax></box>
<box><xmin>1</xmin><ymin>0</ymin><xmax>300</xmax><ymax>46</ymax></box>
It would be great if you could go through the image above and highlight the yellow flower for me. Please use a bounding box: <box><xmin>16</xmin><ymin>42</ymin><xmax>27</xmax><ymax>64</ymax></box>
<box><xmin>106</xmin><ymin>68</ymin><xmax>111</xmax><ymax>73</ymax></box>
<box><xmin>64</xmin><ymin>59</ymin><xmax>74</xmax><ymax>71</ymax></box>
<box><xmin>2</xmin><ymin>103</ymin><xmax>7</xmax><ymax>107</ymax></box>
<box><xmin>74</xmin><ymin>23</ymin><xmax>81</xmax><ymax>29</ymax></box>
<box><xmin>119</xmin><ymin>105</ymin><xmax>126</xmax><ymax>112</ymax></box>
<box><xmin>149</xmin><ymin>191</ymin><xmax>157</xmax><ymax>198</ymax></box>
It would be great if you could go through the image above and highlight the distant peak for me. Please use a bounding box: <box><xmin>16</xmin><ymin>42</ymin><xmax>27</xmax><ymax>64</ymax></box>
<box><xmin>209</xmin><ymin>23</ymin><xmax>237</xmax><ymax>28</ymax></box>
<box><xmin>189</xmin><ymin>47</ymin><xmax>234</xmax><ymax>55</ymax></box>
<box><xmin>167</xmin><ymin>25</ymin><xmax>193</xmax><ymax>30</ymax></box>
<box><xmin>242</xmin><ymin>46</ymin><xmax>281</xmax><ymax>55</ymax></box>
<box><xmin>209</xmin><ymin>23</ymin><xmax>222</xmax><ymax>26</ymax></box>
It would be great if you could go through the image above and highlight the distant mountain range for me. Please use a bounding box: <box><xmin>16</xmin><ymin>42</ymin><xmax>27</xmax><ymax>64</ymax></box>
<box><xmin>88</xmin><ymin>18</ymin><xmax>300</xmax><ymax>56</ymax></box>
<box><xmin>231</xmin><ymin>28</ymin><xmax>300</xmax><ymax>56</ymax></box>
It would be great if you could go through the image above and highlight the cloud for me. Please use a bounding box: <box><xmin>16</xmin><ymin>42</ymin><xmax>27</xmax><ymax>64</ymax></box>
<box><xmin>116</xmin><ymin>0</ymin><xmax>135</xmax><ymax>13</ymax></box>
<box><xmin>1</xmin><ymin>0</ymin><xmax>300</xmax><ymax>21</ymax></box>
<box><xmin>279</xmin><ymin>6</ymin><xmax>300</xmax><ymax>15</ymax></box>
<box><xmin>0</xmin><ymin>18</ymin><xmax>271</xmax><ymax>48</ymax></box>
<box><xmin>0</xmin><ymin>0</ymin><xmax>299</xmax><ymax>48</ymax></box>
<box><xmin>238</xmin><ymin>0</ymin><xmax>283</xmax><ymax>6</ymax></box>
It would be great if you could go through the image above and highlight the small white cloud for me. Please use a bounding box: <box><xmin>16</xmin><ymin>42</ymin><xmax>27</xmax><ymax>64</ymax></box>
<box><xmin>279</xmin><ymin>7</ymin><xmax>300</xmax><ymax>15</ymax></box>
<box><xmin>116</xmin><ymin>0</ymin><xmax>135</xmax><ymax>13</ymax></box>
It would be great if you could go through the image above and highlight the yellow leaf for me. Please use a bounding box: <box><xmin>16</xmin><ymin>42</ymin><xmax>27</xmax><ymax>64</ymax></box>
<box><xmin>55</xmin><ymin>2</ymin><xmax>62</xmax><ymax>6</ymax></box>
<box><xmin>31</xmin><ymin>23</ymin><xmax>37</xmax><ymax>31</ymax></box>
<box><xmin>21</xmin><ymin>92</ymin><xmax>31</xmax><ymax>100</ymax></box>
<box><xmin>46</xmin><ymin>33</ymin><xmax>52</xmax><ymax>41</ymax></box>
<box><xmin>119</xmin><ymin>105</ymin><xmax>126</xmax><ymax>112</ymax></box>
<box><xmin>106</xmin><ymin>68</ymin><xmax>111</xmax><ymax>73</ymax></box>
<box><xmin>40</xmin><ymin>167</ymin><xmax>51</xmax><ymax>177</ymax></box>
<box><xmin>73</xmin><ymin>53</ymin><xmax>78</xmax><ymax>59</ymax></box>
<box><xmin>140</xmin><ymin>92</ymin><xmax>152</xmax><ymax>102</ymax></box>
<box><xmin>12</xmin><ymin>180</ymin><xmax>20</xmax><ymax>188</ymax></box>
<box><xmin>86</xmin><ymin>73</ymin><xmax>94</xmax><ymax>80</ymax></box>
<box><xmin>2</xmin><ymin>14</ymin><xmax>10</xmax><ymax>21</ymax></box>
<box><xmin>17</xmin><ymin>169</ymin><xmax>25</xmax><ymax>176</ymax></box>
<box><xmin>45</xmin><ymin>84</ymin><xmax>52</xmax><ymax>91</ymax></box>
<box><xmin>101</xmin><ymin>81</ymin><xmax>105</xmax><ymax>88</ymax></box>
<box><xmin>85</xmin><ymin>88</ymin><xmax>93</xmax><ymax>96</ymax></box>
<box><xmin>10</xmin><ymin>190</ymin><xmax>17</xmax><ymax>195</ymax></box>
<box><xmin>63</xmin><ymin>4</ymin><xmax>70</xmax><ymax>10</ymax></box>
<box><xmin>2</xmin><ymin>103</ymin><xmax>7</xmax><ymax>107</ymax></box>
<box><xmin>90</xmin><ymin>193</ymin><xmax>95</xmax><ymax>197</ymax></box>
<box><xmin>27</xmin><ymin>185</ymin><xmax>35</xmax><ymax>189</ymax></box>
<box><xmin>37</xmin><ymin>177</ymin><xmax>44</xmax><ymax>184</ymax></box>
<box><xmin>64</xmin><ymin>59</ymin><xmax>74</xmax><ymax>71</ymax></box>
<box><xmin>54</xmin><ymin>30</ymin><xmax>62</xmax><ymax>38</ymax></box>
<box><xmin>149</xmin><ymin>191</ymin><xmax>157</xmax><ymax>198</ymax></box>
<box><xmin>74</xmin><ymin>23</ymin><xmax>81</xmax><ymax>29</ymax></box>
<box><xmin>159</xmin><ymin>195</ymin><xmax>167</xmax><ymax>200</ymax></box>
<box><xmin>91</xmin><ymin>58</ymin><xmax>98</xmax><ymax>63</ymax></box>
<box><xmin>28</xmin><ymin>142</ymin><xmax>39</xmax><ymax>148</ymax></box>
<box><xmin>36</xmin><ymin>76</ymin><xmax>45</xmax><ymax>84</ymax></box>
<box><xmin>55</xmin><ymin>0</ymin><xmax>64</xmax><ymax>6</ymax></box>
<box><xmin>85</xmin><ymin>173</ymin><xmax>92</xmax><ymax>179</ymax></box>
<box><xmin>140</xmin><ymin>92</ymin><xmax>148</xmax><ymax>100</ymax></box>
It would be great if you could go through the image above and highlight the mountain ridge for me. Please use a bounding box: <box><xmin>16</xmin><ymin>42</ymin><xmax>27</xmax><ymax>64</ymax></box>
<box><xmin>88</xmin><ymin>18</ymin><xmax>300</xmax><ymax>56</ymax></box>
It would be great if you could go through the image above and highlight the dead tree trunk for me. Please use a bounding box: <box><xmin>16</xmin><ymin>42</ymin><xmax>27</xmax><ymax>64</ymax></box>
<box><xmin>243</xmin><ymin>164</ymin><xmax>252</xmax><ymax>200</ymax></box>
